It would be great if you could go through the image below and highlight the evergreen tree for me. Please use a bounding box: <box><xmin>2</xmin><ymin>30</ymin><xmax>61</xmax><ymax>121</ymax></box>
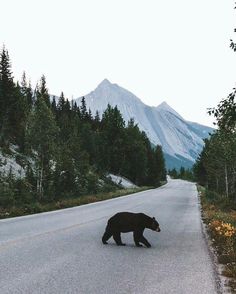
<box><xmin>179</xmin><ymin>167</ymin><xmax>185</xmax><ymax>178</ymax></box>
<box><xmin>0</xmin><ymin>46</ymin><xmax>15</xmax><ymax>145</ymax></box>
<box><xmin>154</xmin><ymin>145</ymin><xmax>166</xmax><ymax>184</ymax></box>
<box><xmin>169</xmin><ymin>168</ymin><xmax>178</xmax><ymax>179</ymax></box>
<box><xmin>20</xmin><ymin>71</ymin><xmax>33</xmax><ymax>112</ymax></box>
<box><xmin>13</xmin><ymin>82</ymin><xmax>29</xmax><ymax>149</ymax></box>
<box><xmin>36</xmin><ymin>75</ymin><xmax>51</xmax><ymax>108</ymax></box>
<box><xmin>0</xmin><ymin>48</ymin><xmax>29</xmax><ymax>148</ymax></box>
<box><xmin>12</xmin><ymin>72</ymin><xmax>34</xmax><ymax>150</ymax></box>
<box><xmin>122</xmin><ymin>119</ymin><xmax>148</xmax><ymax>185</ymax></box>
<box><xmin>58</xmin><ymin>91</ymin><xmax>65</xmax><ymax>112</ymax></box>
<box><xmin>51</xmin><ymin>96</ymin><xmax>57</xmax><ymax>116</ymax></box>
<box><xmin>94</xmin><ymin>110</ymin><xmax>100</xmax><ymax>123</ymax></box>
<box><xmin>80</xmin><ymin>96</ymin><xmax>88</xmax><ymax>120</ymax></box>
<box><xmin>93</xmin><ymin>110</ymin><xmax>101</xmax><ymax>132</ymax></box>
<box><xmin>100</xmin><ymin>105</ymin><xmax>126</xmax><ymax>174</ymax></box>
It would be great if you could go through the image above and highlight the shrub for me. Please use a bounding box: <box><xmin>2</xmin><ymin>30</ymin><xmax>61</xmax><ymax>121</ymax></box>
<box><xmin>0</xmin><ymin>181</ymin><xmax>15</xmax><ymax>207</ymax></box>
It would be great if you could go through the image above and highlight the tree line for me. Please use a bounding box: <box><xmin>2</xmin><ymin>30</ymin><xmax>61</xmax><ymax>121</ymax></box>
<box><xmin>193</xmin><ymin>91</ymin><xmax>236</xmax><ymax>200</ymax></box>
<box><xmin>0</xmin><ymin>46</ymin><xmax>166</xmax><ymax>207</ymax></box>
<box><xmin>168</xmin><ymin>167</ymin><xmax>194</xmax><ymax>181</ymax></box>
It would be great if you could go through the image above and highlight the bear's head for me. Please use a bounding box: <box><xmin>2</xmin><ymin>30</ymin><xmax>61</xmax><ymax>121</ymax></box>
<box><xmin>150</xmin><ymin>217</ymin><xmax>161</xmax><ymax>232</ymax></box>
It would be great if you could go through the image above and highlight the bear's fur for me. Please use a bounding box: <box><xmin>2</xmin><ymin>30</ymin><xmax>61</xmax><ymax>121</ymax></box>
<box><xmin>102</xmin><ymin>212</ymin><xmax>160</xmax><ymax>248</ymax></box>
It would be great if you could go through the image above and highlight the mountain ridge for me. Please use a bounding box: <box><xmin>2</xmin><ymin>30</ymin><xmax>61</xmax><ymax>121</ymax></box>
<box><xmin>75</xmin><ymin>79</ymin><xmax>213</xmax><ymax>169</ymax></box>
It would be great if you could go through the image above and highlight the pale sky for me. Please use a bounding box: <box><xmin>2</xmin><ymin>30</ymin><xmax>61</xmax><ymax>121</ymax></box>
<box><xmin>1</xmin><ymin>0</ymin><xmax>236</xmax><ymax>127</ymax></box>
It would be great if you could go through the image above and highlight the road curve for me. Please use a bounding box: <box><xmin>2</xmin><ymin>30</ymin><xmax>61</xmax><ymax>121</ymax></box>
<box><xmin>0</xmin><ymin>179</ymin><xmax>219</xmax><ymax>294</ymax></box>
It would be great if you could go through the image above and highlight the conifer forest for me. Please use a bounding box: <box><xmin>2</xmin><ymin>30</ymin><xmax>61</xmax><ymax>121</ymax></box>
<box><xmin>0</xmin><ymin>47</ymin><xmax>166</xmax><ymax>212</ymax></box>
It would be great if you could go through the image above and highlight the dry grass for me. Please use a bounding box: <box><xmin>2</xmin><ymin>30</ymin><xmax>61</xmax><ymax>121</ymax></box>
<box><xmin>0</xmin><ymin>186</ymin><xmax>152</xmax><ymax>219</ymax></box>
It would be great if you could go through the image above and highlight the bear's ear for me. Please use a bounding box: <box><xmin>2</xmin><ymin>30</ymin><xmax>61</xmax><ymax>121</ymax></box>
<box><xmin>152</xmin><ymin>217</ymin><xmax>156</xmax><ymax>220</ymax></box>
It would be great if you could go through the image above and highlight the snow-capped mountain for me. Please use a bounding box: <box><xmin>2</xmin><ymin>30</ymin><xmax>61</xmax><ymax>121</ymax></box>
<box><xmin>76</xmin><ymin>79</ymin><xmax>213</xmax><ymax>169</ymax></box>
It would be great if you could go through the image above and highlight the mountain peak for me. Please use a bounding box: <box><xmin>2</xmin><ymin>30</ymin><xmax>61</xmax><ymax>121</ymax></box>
<box><xmin>157</xmin><ymin>101</ymin><xmax>172</xmax><ymax>110</ymax></box>
<box><xmin>159</xmin><ymin>101</ymin><xmax>168</xmax><ymax>106</ymax></box>
<box><xmin>98</xmin><ymin>78</ymin><xmax>112</xmax><ymax>87</ymax></box>
<box><xmin>156</xmin><ymin>101</ymin><xmax>183</xmax><ymax>119</ymax></box>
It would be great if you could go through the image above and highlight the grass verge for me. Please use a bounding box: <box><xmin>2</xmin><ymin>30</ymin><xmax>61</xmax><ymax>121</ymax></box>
<box><xmin>0</xmin><ymin>186</ymin><xmax>153</xmax><ymax>219</ymax></box>
<box><xmin>198</xmin><ymin>185</ymin><xmax>236</xmax><ymax>292</ymax></box>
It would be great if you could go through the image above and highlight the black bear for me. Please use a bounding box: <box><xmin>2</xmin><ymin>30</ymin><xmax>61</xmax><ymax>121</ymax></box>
<box><xmin>102</xmin><ymin>212</ymin><xmax>160</xmax><ymax>248</ymax></box>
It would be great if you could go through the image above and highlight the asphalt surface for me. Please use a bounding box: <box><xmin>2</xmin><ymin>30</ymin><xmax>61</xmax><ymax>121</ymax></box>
<box><xmin>0</xmin><ymin>179</ymin><xmax>219</xmax><ymax>294</ymax></box>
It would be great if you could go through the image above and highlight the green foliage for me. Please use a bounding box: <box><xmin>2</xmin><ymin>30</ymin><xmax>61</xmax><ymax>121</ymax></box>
<box><xmin>230</xmin><ymin>2</ymin><xmax>236</xmax><ymax>51</ymax></box>
<box><xmin>0</xmin><ymin>173</ymin><xmax>34</xmax><ymax>208</ymax></box>
<box><xmin>26</xmin><ymin>93</ymin><xmax>59</xmax><ymax>200</ymax></box>
<box><xmin>0</xmin><ymin>180</ymin><xmax>15</xmax><ymax>207</ymax></box>
<box><xmin>169</xmin><ymin>168</ymin><xmax>178</xmax><ymax>179</ymax></box>
<box><xmin>195</xmin><ymin>84</ymin><xmax>236</xmax><ymax>201</ymax></box>
<box><xmin>100</xmin><ymin>104</ymin><xmax>126</xmax><ymax>173</ymax></box>
<box><xmin>0</xmin><ymin>47</ymin><xmax>16</xmax><ymax>145</ymax></box>
<box><xmin>208</xmin><ymin>89</ymin><xmax>236</xmax><ymax>132</ymax></box>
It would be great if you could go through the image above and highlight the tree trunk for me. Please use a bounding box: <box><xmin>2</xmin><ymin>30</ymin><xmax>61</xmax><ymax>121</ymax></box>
<box><xmin>39</xmin><ymin>155</ymin><xmax>44</xmax><ymax>199</ymax></box>
<box><xmin>216</xmin><ymin>177</ymin><xmax>219</xmax><ymax>192</ymax></box>
<box><xmin>37</xmin><ymin>154</ymin><xmax>44</xmax><ymax>200</ymax></box>
<box><xmin>225</xmin><ymin>163</ymin><xmax>229</xmax><ymax>198</ymax></box>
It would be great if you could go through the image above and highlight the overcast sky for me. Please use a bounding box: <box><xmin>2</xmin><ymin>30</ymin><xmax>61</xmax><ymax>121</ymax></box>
<box><xmin>1</xmin><ymin>0</ymin><xmax>236</xmax><ymax>127</ymax></box>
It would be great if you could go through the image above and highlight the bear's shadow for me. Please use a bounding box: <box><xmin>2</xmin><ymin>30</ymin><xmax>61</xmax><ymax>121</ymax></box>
<box><xmin>101</xmin><ymin>240</ymin><xmax>156</xmax><ymax>249</ymax></box>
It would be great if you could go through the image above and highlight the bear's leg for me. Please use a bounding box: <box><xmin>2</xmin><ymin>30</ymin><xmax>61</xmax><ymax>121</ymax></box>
<box><xmin>139</xmin><ymin>235</ymin><xmax>151</xmax><ymax>248</ymax></box>
<box><xmin>133</xmin><ymin>230</ymin><xmax>143</xmax><ymax>247</ymax></box>
<box><xmin>113</xmin><ymin>232</ymin><xmax>126</xmax><ymax>246</ymax></box>
<box><xmin>102</xmin><ymin>227</ymin><xmax>113</xmax><ymax>244</ymax></box>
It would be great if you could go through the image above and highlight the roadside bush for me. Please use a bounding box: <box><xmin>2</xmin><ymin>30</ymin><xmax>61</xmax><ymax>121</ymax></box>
<box><xmin>200</xmin><ymin>186</ymin><xmax>236</xmax><ymax>290</ymax></box>
<box><xmin>205</xmin><ymin>189</ymin><xmax>236</xmax><ymax>211</ymax></box>
<box><xmin>205</xmin><ymin>190</ymin><xmax>220</xmax><ymax>200</ymax></box>
<box><xmin>0</xmin><ymin>181</ymin><xmax>15</xmax><ymax>207</ymax></box>
<box><xmin>86</xmin><ymin>171</ymin><xmax>99</xmax><ymax>194</ymax></box>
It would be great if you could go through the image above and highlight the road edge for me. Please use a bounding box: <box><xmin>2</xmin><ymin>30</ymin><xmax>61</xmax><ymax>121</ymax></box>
<box><xmin>196</xmin><ymin>185</ymin><xmax>225</xmax><ymax>294</ymax></box>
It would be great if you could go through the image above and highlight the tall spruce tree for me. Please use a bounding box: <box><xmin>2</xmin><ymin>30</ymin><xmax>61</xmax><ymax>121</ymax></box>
<box><xmin>154</xmin><ymin>145</ymin><xmax>166</xmax><ymax>184</ymax></box>
<box><xmin>20</xmin><ymin>72</ymin><xmax>33</xmax><ymax>113</ymax></box>
<box><xmin>36</xmin><ymin>75</ymin><xmax>51</xmax><ymax>108</ymax></box>
<box><xmin>80</xmin><ymin>96</ymin><xmax>88</xmax><ymax>120</ymax></box>
<box><xmin>122</xmin><ymin>119</ymin><xmax>148</xmax><ymax>185</ymax></box>
<box><xmin>0</xmin><ymin>46</ymin><xmax>15</xmax><ymax>145</ymax></box>
<box><xmin>100</xmin><ymin>105</ymin><xmax>126</xmax><ymax>174</ymax></box>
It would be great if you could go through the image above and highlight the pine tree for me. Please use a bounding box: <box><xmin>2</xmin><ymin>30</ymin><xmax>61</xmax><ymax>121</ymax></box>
<box><xmin>100</xmin><ymin>105</ymin><xmax>126</xmax><ymax>174</ymax></box>
<box><xmin>122</xmin><ymin>119</ymin><xmax>148</xmax><ymax>184</ymax></box>
<box><xmin>14</xmin><ymin>72</ymin><xmax>34</xmax><ymax>150</ymax></box>
<box><xmin>58</xmin><ymin>92</ymin><xmax>65</xmax><ymax>112</ymax></box>
<box><xmin>0</xmin><ymin>46</ymin><xmax>15</xmax><ymax>145</ymax></box>
<box><xmin>147</xmin><ymin>145</ymin><xmax>166</xmax><ymax>186</ymax></box>
<box><xmin>21</xmin><ymin>72</ymin><xmax>33</xmax><ymax>112</ymax></box>
<box><xmin>51</xmin><ymin>96</ymin><xmax>57</xmax><ymax>116</ymax></box>
<box><xmin>80</xmin><ymin>97</ymin><xmax>88</xmax><ymax>120</ymax></box>
<box><xmin>0</xmin><ymin>48</ymin><xmax>30</xmax><ymax>148</ymax></box>
<box><xmin>36</xmin><ymin>75</ymin><xmax>51</xmax><ymax>108</ymax></box>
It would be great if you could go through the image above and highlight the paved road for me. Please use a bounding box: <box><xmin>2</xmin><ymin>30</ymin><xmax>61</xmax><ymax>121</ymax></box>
<box><xmin>0</xmin><ymin>179</ymin><xmax>219</xmax><ymax>294</ymax></box>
